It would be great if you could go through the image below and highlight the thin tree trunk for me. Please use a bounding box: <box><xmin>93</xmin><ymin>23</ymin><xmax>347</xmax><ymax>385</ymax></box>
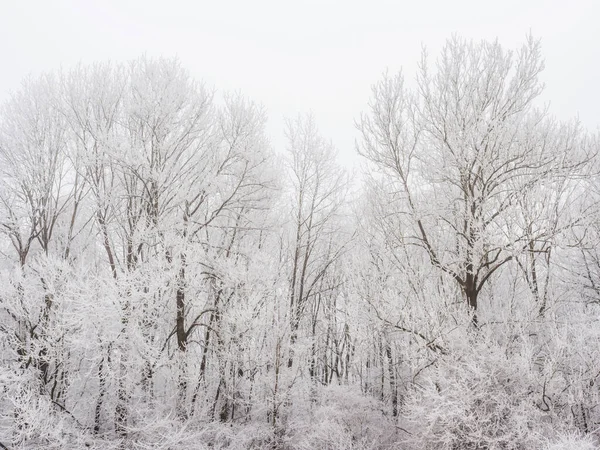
<box><xmin>94</xmin><ymin>353</ymin><xmax>107</xmax><ymax>434</ymax></box>
<box><xmin>385</xmin><ymin>342</ymin><xmax>398</xmax><ymax>417</ymax></box>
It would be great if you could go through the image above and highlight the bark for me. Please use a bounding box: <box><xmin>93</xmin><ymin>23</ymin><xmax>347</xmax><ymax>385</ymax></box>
<box><xmin>385</xmin><ymin>342</ymin><xmax>398</xmax><ymax>417</ymax></box>
<box><xmin>93</xmin><ymin>353</ymin><xmax>107</xmax><ymax>434</ymax></box>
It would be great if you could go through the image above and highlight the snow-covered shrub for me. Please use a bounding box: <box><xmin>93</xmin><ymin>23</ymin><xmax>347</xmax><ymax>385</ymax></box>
<box><xmin>543</xmin><ymin>432</ymin><xmax>597</xmax><ymax>450</ymax></box>
<box><xmin>289</xmin><ymin>383</ymin><xmax>395</xmax><ymax>450</ymax></box>
<box><xmin>402</xmin><ymin>336</ymin><xmax>556</xmax><ymax>450</ymax></box>
<box><xmin>0</xmin><ymin>364</ymin><xmax>95</xmax><ymax>449</ymax></box>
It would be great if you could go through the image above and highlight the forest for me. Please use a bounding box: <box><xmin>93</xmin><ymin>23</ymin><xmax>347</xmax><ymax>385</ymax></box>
<box><xmin>1</xmin><ymin>36</ymin><xmax>600</xmax><ymax>449</ymax></box>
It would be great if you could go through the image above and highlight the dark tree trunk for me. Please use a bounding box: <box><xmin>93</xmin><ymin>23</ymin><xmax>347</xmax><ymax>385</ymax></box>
<box><xmin>465</xmin><ymin>266</ymin><xmax>478</xmax><ymax>326</ymax></box>
<box><xmin>176</xmin><ymin>264</ymin><xmax>187</xmax><ymax>352</ymax></box>
<box><xmin>385</xmin><ymin>343</ymin><xmax>398</xmax><ymax>417</ymax></box>
<box><xmin>94</xmin><ymin>354</ymin><xmax>107</xmax><ymax>434</ymax></box>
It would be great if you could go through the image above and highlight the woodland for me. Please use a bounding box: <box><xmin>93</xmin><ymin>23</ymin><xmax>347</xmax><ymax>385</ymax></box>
<box><xmin>1</xmin><ymin>36</ymin><xmax>600</xmax><ymax>449</ymax></box>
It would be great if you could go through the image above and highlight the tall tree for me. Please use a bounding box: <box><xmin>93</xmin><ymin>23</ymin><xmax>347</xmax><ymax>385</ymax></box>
<box><xmin>284</xmin><ymin>114</ymin><xmax>349</xmax><ymax>369</ymax></box>
<box><xmin>357</xmin><ymin>36</ymin><xmax>585</xmax><ymax>324</ymax></box>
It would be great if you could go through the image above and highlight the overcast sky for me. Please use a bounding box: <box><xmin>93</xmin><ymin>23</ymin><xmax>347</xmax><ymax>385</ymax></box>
<box><xmin>1</xmin><ymin>0</ymin><xmax>598</xmax><ymax>166</ymax></box>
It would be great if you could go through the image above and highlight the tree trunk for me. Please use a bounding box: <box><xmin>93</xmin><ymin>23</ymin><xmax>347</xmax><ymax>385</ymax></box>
<box><xmin>94</xmin><ymin>354</ymin><xmax>107</xmax><ymax>434</ymax></box>
<box><xmin>385</xmin><ymin>342</ymin><xmax>398</xmax><ymax>417</ymax></box>
<box><xmin>465</xmin><ymin>268</ymin><xmax>478</xmax><ymax>326</ymax></box>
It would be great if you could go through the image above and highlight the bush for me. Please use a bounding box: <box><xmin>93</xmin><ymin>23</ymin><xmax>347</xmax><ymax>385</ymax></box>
<box><xmin>544</xmin><ymin>432</ymin><xmax>597</xmax><ymax>450</ymax></box>
<box><xmin>402</xmin><ymin>337</ymin><xmax>553</xmax><ymax>449</ymax></box>
<box><xmin>290</xmin><ymin>383</ymin><xmax>395</xmax><ymax>450</ymax></box>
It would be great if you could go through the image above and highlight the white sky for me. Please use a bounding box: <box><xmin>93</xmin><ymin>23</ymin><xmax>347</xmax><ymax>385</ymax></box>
<box><xmin>1</xmin><ymin>0</ymin><xmax>599</xmax><ymax>166</ymax></box>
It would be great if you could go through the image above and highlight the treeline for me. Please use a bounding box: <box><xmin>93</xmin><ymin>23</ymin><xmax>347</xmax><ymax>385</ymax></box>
<box><xmin>1</xmin><ymin>36</ymin><xmax>600</xmax><ymax>449</ymax></box>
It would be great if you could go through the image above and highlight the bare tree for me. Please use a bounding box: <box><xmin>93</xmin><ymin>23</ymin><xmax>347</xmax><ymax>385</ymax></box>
<box><xmin>357</xmin><ymin>36</ymin><xmax>586</xmax><ymax>324</ymax></box>
<box><xmin>283</xmin><ymin>114</ymin><xmax>350</xmax><ymax>373</ymax></box>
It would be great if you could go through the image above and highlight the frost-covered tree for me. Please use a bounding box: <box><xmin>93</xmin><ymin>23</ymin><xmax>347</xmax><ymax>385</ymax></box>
<box><xmin>357</xmin><ymin>36</ymin><xmax>587</xmax><ymax>324</ymax></box>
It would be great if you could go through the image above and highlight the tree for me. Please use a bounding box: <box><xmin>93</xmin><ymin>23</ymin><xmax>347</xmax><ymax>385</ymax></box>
<box><xmin>283</xmin><ymin>114</ymin><xmax>349</xmax><ymax>371</ymax></box>
<box><xmin>357</xmin><ymin>35</ymin><xmax>586</xmax><ymax>324</ymax></box>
